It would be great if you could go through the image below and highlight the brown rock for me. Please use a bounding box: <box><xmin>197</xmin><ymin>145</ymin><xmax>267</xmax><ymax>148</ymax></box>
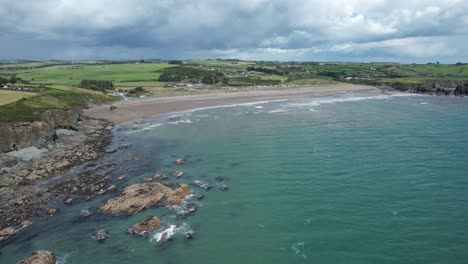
<box><xmin>166</xmin><ymin>184</ymin><xmax>191</xmax><ymax>206</ymax></box>
<box><xmin>17</xmin><ymin>250</ymin><xmax>56</xmax><ymax>264</ymax></box>
<box><xmin>21</xmin><ymin>220</ymin><xmax>32</xmax><ymax>228</ymax></box>
<box><xmin>175</xmin><ymin>159</ymin><xmax>184</xmax><ymax>165</ymax></box>
<box><xmin>47</xmin><ymin>208</ymin><xmax>58</xmax><ymax>215</ymax></box>
<box><xmin>153</xmin><ymin>174</ymin><xmax>168</xmax><ymax>180</ymax></box>
<box><xmin>127</xmin><ymin>216</ymin><xmax>161</xmax><ymax>236</ymax></box>
<box><xmin>143</xmin><ymin>177</ymin><xmax>153</xmax><ymax>182</ymax></box>
<box><xmin>0</xmin><ymin>226</ymin><xmax>15</xmax><ymax>241</ymax></box>
<box><xmin>171</xmin><ymin>171</ymin><xmax>183</xmax><ymax>178</ymax></box>
<box><xmin>99</xmin><ymin>182</ymin><xmax>191</xmax><ymax>215</ymax></box>
<box><xmin>64</xmin><ymin>198</ymin><xmax>74</xmax><ymax>205</ymax></box>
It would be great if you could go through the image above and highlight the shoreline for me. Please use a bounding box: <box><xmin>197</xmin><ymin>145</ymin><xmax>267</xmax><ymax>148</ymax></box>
<box><xmin>85</xmin><ymin>84</ymin><xmax>381</xmax><ymax>124</ymax></box>
<box><xmin>0</xmin><ymin>84</ymin><xmax>381</xmax><ymax>243</ymax></box>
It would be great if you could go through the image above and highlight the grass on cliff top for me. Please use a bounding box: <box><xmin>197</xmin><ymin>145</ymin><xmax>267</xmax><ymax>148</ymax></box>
<box><xmin>0</xmin><ymin>92</ymin><xmax>119</xmax><ymax>121</ymax></box>
<box><xmin>0</xmin><ymin>90</ymin><xmax>37</xmax><ymax>106</ymax></box>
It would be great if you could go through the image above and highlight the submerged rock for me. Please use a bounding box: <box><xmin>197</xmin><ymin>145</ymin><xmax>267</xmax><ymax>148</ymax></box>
<box><xmin>94</xmin><ymin>229</ymin><xmax>109</xmax><ymax>243</ymax></box>
<box><xmin>17</xmin><ymin>250</ymin><xmax>56</xmax><ymax>264</ymax></box>
<box><xmin>99</xmin><ymin>183</ymin><xmax>191</xmax><ymax>215</ymax></box>
<box><xmin>185</xmin><ymin>231</ymin><xmax>194</xmax><ymax>240</ymax></box>
<box><xmin>220</xmin><ymin>184</ymin><xmax>229</xmax><ymax>191</ymax></box>
<box><xmin>0</xmin><ymin>226</ymin><xmax>15</xmax><ymax>241</ymax></box>
<box><xmin>79</xmin><ymin>209</ymin><xmax>92</xmax><ymax>220</ymax></box>
<box><xmin>171</xmin><ymin>171</ymin><xmax>183</xmax><ymax>178</ymax></box>
<box><xmin>127</xmin><ymin>216</ymin><xmax>161</xmax><ymax>236</ymax></box>
<box><xmin>118</xmin><ymin>176</ymin><xmax>126</xmax><ymax>181</ymax></box>
<box><xmin>194</xmin><ymin>180</ymin><xmax>211</xmax><ymax>191</ymax></box>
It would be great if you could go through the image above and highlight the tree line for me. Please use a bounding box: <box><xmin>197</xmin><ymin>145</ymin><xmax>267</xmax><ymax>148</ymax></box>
<box><xmin>246</xmin><ymin>66</ymin><xmax>283</xmax><ymax>75</ymax></box>
<box><xmin>158</xmin><ymin>66</ymin><xmax>224</xmax><ymax>84</ymax></box>
<box><xmin>80</xmin><ymin>80</ymin><xmax>114</xmax><ymax>92</ymax></box>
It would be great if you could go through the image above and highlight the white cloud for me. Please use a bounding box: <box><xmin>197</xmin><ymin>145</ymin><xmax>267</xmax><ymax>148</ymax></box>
<box><xmin>0</xmin><ymin>0</ymin><xmax>467</xmax><ymax>61</ymax></box>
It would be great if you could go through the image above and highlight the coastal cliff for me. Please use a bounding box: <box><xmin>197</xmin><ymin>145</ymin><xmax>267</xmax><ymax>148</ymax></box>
<box><xmin>0</xmin><ymin>108</ymin><xmax>83</xmax><ymax>153</ymax></box>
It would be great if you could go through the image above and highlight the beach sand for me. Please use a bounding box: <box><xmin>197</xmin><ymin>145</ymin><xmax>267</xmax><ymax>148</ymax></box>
<box><xmin>85</xmin><ymin>84</ymin><xmax>381</xmax><ymax>124</ymax></box>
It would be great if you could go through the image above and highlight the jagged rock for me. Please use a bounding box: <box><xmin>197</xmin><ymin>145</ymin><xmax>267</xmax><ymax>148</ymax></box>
<box><xmin>118</xmin><ymin>176</ymin><xmax>126</xmax><ymax>181</ymax></box>
<box><xmin>0</xmin><ymin>226</ymin><xmax>15</xmax><ymax>241</ymax></box>
<box><xmin>143</xmin><ymin>177</ymin><xmax>153</xmax><ymax>182</ymax></box>
<box><xmin>127</xmin><ymin>216</ymin><xmax>161</xmax><ymax>236</ymax></box>
<box><xmin>99</xmin><ymin>183</ymin><xmax>191</xmax><ymax>215</ymax></box>
<box><xmin>171</xmin><ymin>171</ymin><xmax>183</xmax><ymax>178</ymax></box>
<box><xmin>175</xmin><ymin>159</ymin><xmax>184</xmax><ymax>165</ymax></box>
<box><xmin>0</xmin><ymin>108</ymin><xmax>83</xmax><ymax>153</ymax></box>
<box><xmin>17</xmin><ymin>250</ymin><xmax>56</xmax><ymax>264</ymax></box>
<box><xmin>94</xmin><ymin>229</ymin><xmax>109</xmax><ymax>243</ymax></box>
<box><xmin>46</xmin><ymin>208</ymin><xmax>57</xmax><ymax>215</ymax></box>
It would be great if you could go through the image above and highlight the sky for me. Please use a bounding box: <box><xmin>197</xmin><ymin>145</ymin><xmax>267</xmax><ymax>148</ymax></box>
<box><xmin>1</xmin><ymin>0</ymin><xmax>467</xmax><ymax>62</ymax></box>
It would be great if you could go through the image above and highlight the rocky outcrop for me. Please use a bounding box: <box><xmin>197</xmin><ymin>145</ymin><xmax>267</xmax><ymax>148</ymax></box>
<box><xmin>127</xmin><ymin>216</ymin><xmax>161</xmax><ymax>235</ymax></box>
<box><xmin>0</xmin><ymin>118</ymin><xmax>113</xmax><ymax>228</ymax></box>
<box><xmin>17</xmin><ymin>250</ymin><xmax>56</xmax><ymax>264</ymax></box>
<box><xmin>0</xmin><ymin>226</ymin><xmax>15</xmax><ymax>241</ymax></box>
<box><xmin>0</xmin><ymin>108</ymin><xmax>83</xmax><ymax>153</ymax></box>
<box><xmin>99</xmin><ymin>183</ymin><xmax>190</xmax><ymax>215</ymax></box>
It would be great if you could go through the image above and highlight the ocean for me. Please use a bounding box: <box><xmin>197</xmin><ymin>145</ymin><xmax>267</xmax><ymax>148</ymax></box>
<box><xmin>2</xmin><ymin>93</ymin><xmax>468</xmax><ymax>263</ymax></box>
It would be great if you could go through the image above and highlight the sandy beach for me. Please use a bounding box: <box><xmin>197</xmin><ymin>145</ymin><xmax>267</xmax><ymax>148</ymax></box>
<box><xmin>85</xmin><ymin>84</ymin><xmax>380</xmax><ymax>124</ymax></box>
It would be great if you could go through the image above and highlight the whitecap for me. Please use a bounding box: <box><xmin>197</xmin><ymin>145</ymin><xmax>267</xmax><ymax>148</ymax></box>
<box><xmin>268</xmin><ymin>109</ymin><xmax>286</xmax><ymax>114</ymax></box>
<box><xmin>168</xmin><ymin>119</ymin><xmax>192</xmax><ymax>125</ymax></box>
<box><xmin>152</xmin><ymin>225</ymin><xmax>177</xmax><ymax>243</ymax></box>
<box><xmin>124</xmin><ymin>123</ymin><xmax>163</xmax><ymax>134</ymax></box>
<box><xmin>420</xmin><ymin>102</ymin><xmax>429</xmax><ymax>105</ymax></box>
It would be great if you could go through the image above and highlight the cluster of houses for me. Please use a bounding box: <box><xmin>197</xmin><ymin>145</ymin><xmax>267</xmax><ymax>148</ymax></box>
<box><xmin>1</xmin><ymin>85</ymin><xmax>36</xmax><ymax>92</ymax></box>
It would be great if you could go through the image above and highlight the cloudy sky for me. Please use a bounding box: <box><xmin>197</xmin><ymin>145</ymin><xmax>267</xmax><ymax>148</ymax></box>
<box><xmin>1</xmin><ymin>0</ymin><xmax>467</xmax><ymax>62</ymax></box>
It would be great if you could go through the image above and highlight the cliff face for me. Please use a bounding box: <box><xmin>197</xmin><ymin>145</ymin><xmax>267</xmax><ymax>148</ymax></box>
<box><xmin>0</xmin><ymin>108</ymin><xmax>83</xmax><ymax>153</ymax></box>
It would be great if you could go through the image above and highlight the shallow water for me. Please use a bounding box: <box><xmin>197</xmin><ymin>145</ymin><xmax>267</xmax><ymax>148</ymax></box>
<box><xmin>2</xmin><ymin>93</ymin><xmax>468</xmax><ymax>264</ymax></box>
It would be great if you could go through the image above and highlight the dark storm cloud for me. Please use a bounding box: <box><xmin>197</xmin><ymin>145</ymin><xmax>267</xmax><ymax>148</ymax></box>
<box><xmin>1</xmin><ymin>0</ymin><xmax>468</xmax><ymax>62</ymax></box>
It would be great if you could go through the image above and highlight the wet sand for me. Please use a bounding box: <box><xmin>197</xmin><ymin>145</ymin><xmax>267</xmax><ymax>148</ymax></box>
<box><xmin>85</xmin><ymin>84</ymin><xmax>380</xmax><ymax>124</ymax></box>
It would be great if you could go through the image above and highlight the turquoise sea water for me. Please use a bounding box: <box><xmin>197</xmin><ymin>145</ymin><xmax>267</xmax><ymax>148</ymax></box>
<box><xmin>1</xmin><ymin>93</ymin><xmax>468</xmax><ymax>263</ymax></box>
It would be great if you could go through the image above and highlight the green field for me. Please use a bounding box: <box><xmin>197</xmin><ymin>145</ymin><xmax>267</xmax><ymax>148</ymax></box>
<box><xmin>0</xmin><ymin>90</ymin><xmax>37</xmax><ymax>106</ymax></box>
<box><xmin>1</xmin><ymin>60</ymin><xmax>467</xmax><ymax>121</ymax></box>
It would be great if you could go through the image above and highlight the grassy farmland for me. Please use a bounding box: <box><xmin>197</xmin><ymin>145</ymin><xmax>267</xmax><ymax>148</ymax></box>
<box><xmin>1</xmin><ymin>59</ymin><xmax>468</xmax><ymax>121</ymax></box>
<box><xmin>0</xmin><ymin>90</ymin><xmax>37</xmax><ymax>106</ymax></box>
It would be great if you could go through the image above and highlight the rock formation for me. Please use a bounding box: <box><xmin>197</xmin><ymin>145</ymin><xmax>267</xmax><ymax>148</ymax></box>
<box><xmin>17</xmin><ymin>250</ymin><xmax>56</xmax><ymax>264</ymax></box>
<box><xmin>127</xmin><ymin>216</ymin><xmax>161</xmax><ymax>236</ymax></box>
<box><xmin>99</xmin><ymin>183</ymin><xmax>190</xmax><ymax>215</ymax></box>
